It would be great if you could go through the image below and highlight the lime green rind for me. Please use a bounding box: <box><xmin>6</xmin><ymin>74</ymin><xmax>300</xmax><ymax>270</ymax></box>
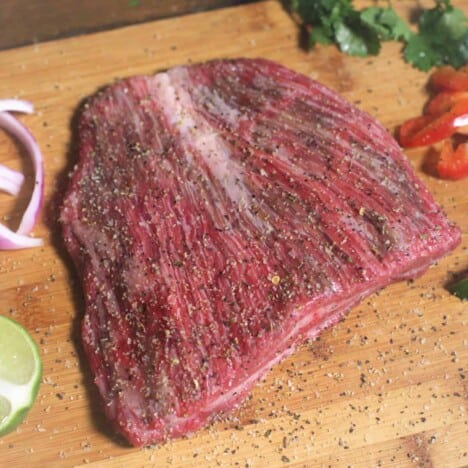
<box><xmin>0</xmin><ymin>316</ymin><xmax>38</xmax><ymax>385</ymax></box>
<box><xmin>0</xmin><ymin>316</ymin><xmax>42</xmax><ymax>437</ymax></box>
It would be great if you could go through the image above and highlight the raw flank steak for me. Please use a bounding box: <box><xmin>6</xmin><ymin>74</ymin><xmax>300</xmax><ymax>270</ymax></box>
<box><xmin>60</xmin><ymin>58</ymin><xmax>461</xmax><ymax>446</ymax></box>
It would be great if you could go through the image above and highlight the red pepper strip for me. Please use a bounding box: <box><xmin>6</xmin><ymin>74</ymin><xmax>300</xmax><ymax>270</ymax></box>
<box><xmin>437</xmin><ymin>140</ymin><xmax>468</xmax><ymax>180</ymax></box>
<box><xmin>430</xmin><ymin>66</ymin><xmax>468</xmax><ymax>92</ymax></box>
<box><xmin>425</xmin><ymin>91</ymin><xmax>468</xmax><ymax>115</ymax></box>
<box><xmin>399</xmin><ymin>115</ymin><xmax>434</xmax><ymax>147</ymax></box>
<box><xmin>399</xmin><ymin>98</ymin><xmax>468</xmax><ymax>148</ymax></box>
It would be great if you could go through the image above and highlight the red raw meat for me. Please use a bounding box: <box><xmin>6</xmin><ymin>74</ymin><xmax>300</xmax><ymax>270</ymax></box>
<box><xmin>60</xmin><ymin>58</ymin><xmax>461</xmax><ymax>446</ymax></box>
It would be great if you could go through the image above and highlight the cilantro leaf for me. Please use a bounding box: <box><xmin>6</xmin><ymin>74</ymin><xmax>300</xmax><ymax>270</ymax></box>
<box><xmin>291</xmin><ymin>0</ymin><xmax>353</xmax><ymax>27</ymax></box>
<box><xmin>404</xmin><ymin>0</ymin><xmax>468</xmax><ymax>70</ymax></box>
<box><xmin>292</xmin><ymin>0</ymin><xmax>354</xmax><ymax>48</ymax></box>
<box><xmin>309</xmin><ymin>26</ymin><xmax>334</xmax><ymax>47</ymax></box>
<box><xmin>335</xmin><ymin>14</ymin><xmax>381</xmax><ymax>57</ymax></box>
<box><xmin>291</xmin><ymin>0</ymin><xmax>382</xmax><ymax>57</ymax></box>
<box><xmin>403</xmin><ymin>34</ymin><xmax>440</xmax><ymax>72</ymax></box>
<box><xmin>287</xmin><ymin>0</ymin><xmax>467</xmax><ymax>71</ymax></box>
<box><xmin>419</xmin><ymin>1</ymin><xmax>466</xmax><ymax>38</ymax></box>
<box><xmin>360</xmin><ymin>7</ymin><xmax>411</xmax><ymax>41</ymax></box>
<box><xmin>448</xmin><ymin>276</ymin><xmax>468</xmax><ymax>300</ymax></box>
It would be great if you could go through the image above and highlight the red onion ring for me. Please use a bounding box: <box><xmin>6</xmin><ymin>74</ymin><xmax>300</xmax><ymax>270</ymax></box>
<box><xmin>0</xmin><ymin>99</ymin><xmax>44</xmax><ymax>249</ymax></box>
<box><xmin>0</xmin><ymin>99</ymin><xmax>33</xmax><ymax>114</ymax></box>
<box><xmin>0</xmin><ymin>163</ymin><xmax>24</xmax><ymax>196</ymax></box>
<box><xmin>0</xmin><ymin>223</ymin><xmax>43</xmax><ymax>249</ymax></box>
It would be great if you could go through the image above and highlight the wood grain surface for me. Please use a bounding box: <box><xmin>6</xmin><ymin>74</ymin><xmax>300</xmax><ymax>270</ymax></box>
<box><xmin>0</xmin><ymin>1</ymin><xmax>467</xmax><ymax>466</ymax></box>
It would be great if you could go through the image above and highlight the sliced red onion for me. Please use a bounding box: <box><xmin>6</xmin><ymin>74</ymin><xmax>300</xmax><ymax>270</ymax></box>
<box><xmin>0</xmin><ymin>223</ymin><xmax>43</xmax><ymax>249</ymax></box>
<box><xmin>0</xmin><ymin>163</ymin><xmax>24</xmax><ymax>196</ymax></box>
<box><xmin>0</xmin><ymin>99</ymin><xmax>34</xmax><ymax>114</ymax></box>
<box><xmin>0</xmin><ymin>99</ymin><xmax>44</xmax><ymax>249</ymax></box>
<box><xmin>0</xmin><ymin>111</ymin><xmax>44</xmax><ymax>235</ymax></box>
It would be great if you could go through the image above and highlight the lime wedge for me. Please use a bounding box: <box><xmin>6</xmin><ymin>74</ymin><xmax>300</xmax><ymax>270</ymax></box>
<box><xmin>0</xmin><ymin>315</ymin><xmax>42</xmax><ymax>436</ymax></box>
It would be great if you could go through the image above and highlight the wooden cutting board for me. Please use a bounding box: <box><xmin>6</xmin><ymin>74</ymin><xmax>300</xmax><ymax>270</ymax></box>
<box><xmin>0</xmin><ymin>1</ymin><xmax>466</xmax><ymax>466</ymax></box>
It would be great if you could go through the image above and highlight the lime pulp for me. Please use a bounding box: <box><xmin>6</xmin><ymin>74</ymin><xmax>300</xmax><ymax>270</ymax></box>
<box><xmin>0</xmin><ymin>315</ymin><xmax>42</xmax><ymax>436</ymax></box>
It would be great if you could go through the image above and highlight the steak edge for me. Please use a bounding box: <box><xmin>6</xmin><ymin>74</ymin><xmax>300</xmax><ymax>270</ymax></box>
<box><xmin>60</xmin><ymin>58</ymin><xmax>461</xmax><ymax>446</ymax></box>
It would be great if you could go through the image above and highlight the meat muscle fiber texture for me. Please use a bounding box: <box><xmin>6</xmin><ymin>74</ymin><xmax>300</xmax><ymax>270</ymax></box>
<box><xmin>60</xmin><ymin>58</ymin><xmax>461</xmax><ymax>446</ymax></box>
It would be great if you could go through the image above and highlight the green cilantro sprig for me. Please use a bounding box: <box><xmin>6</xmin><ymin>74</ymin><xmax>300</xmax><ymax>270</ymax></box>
<box><xmin>448</xmin><ymin>276</ymin><xmax>468</xmax><ymax>300</ymax></box>
<box><xmin>288</xmin><ymin>0</ymin><xmax>468</xmax><ymax>71</ymax></box>
<box><xmin>404</xmin><ymin>0</ymin><xmax>468</xmax><ymax>71</ymax></box>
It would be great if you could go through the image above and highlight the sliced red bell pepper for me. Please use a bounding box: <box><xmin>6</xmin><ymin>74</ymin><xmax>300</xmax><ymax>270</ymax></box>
<box><xmin>437</xmin><ymin>140</ymin><xmax>468</xmax><ymax>180</ymax></box>
<box><xmin>430</xmin><ymin>66</ymin><xmax>468</xmax><ymax>92</ymax></box>
<box><xmin>425</xmin><ymin>91</ymin><xmax>468</xmax><ymax>115</ymax></box>
<box><xmin>399</xmin><ymin>115</ymin><xmax>434</xmax><ymax>147</ymax></box>
<box><xmin>399</xmin><ymin>98</ymin><xmax>468</xmax><ymax>148</ymax></box>
<box><xmin>398</xmin><ymin>66</ymin><xmax>468</xmax><ymax>181</ymax></box>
